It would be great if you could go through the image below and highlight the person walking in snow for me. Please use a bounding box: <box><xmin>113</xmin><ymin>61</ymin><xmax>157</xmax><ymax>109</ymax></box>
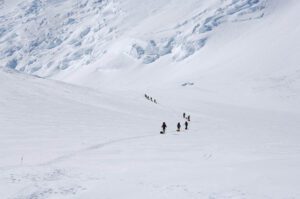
<box><xmin>187</xmin><ymin>115</ymin><xmax>190</xmax><ymax>121</ymax></box>
<box><xmin>145</xmin><ymin>94</ymin><xmax>149</xmax><ymax>100</ymax></box>
<box><xmin>183</xmin><ymin>112</ymin><xmax>186</xmax><ymax>118</ymax></box>
<box><xmin>185</xmin><ymin>121</ymin><xmax>188</xmax><ymax>130</ymax></box>
<box><xmin>154</xmin><ymin>99</ymin><xmax>157</xmax><ymax>104</ymax></box>
<box><xmin>177</xmin><ymin>122</ymin><xmax>181</xmax><ymax>132</ymax></box>
<box><xmin>161</xmin><ymin>122</ymin><xmax>167</xmax><ymax>134</ymax></box>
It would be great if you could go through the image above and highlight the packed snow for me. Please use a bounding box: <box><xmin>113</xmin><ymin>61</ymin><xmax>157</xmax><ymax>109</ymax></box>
<box><xmin>1</xmin><ymin>0</ymin><xmax>300</xmax><ymax>198</ymax></box>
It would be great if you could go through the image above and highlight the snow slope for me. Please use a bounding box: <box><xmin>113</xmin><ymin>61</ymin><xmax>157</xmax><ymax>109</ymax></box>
<box><xmin>1</xmin><ymin>0</ymin><xmax>300</xmax><ymax>198</ymax></box>
<box><xmin>65</xmin><ymin>0</ymin><xmax>300</xmax><ymax>111</ymax></box>
<box><xmin>1</xmin><ymin>0</ymin><xmax>268</xmax><ymax>77</ymax></box>
<box><xmin>1</xmin><ymin>65</ymin><xmax>300</xmax><ymax>199</ymax></box>
<box><xmin>1</xmin><ymin>0</ymin><xmax>294</xmax><ymax>111</ymax></box>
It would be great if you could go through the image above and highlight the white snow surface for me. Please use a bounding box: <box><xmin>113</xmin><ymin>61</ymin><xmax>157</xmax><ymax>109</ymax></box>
<box><xmin>1</xmin><ymin>0</ymin><xmax>300</xmax><ymax>198</ymax></box>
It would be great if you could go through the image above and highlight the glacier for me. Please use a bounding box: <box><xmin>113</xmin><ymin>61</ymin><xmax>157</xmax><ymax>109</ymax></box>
<box><xmin>0</xmin><ymin>0</ymin><xmax>300</xmax><ymax>198</ymax></box>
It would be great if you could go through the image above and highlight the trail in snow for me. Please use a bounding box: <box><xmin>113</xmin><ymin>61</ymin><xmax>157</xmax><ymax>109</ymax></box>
<box><xmin>1</xmin><ymin>0</ymin><xmax>300</xmax><ymax>198</ymax></box>
<box><xmin>39</xmin><ymin>134</ymin><xmax>158</xmax><ymax>166</ymax></box>
<box><xmin>39</xmin><ymin>97</ymin><xmax>197</xmax><ymax>167</ymax></box>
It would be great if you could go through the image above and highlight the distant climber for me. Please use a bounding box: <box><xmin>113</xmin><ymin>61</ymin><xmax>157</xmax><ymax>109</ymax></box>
<box><xmin>161</xmin><ymin>122</ymin><xmax>167</xmax><ymax>134</ymax></box>
<box><xmin>187</xmin><ymin>115</ymin><xmax>190</xmax><ymax>121</ymax></box>
<box><xmin>185</xmin><ymin>121</ymin><xmax>188</xmax><ymax>130</ymax></box>
<box><xmin>145</xmin><ymin>94</ymin><xmax>150</xmax><ymax>100</ymax></box>
<box><xmin>183</xmin><ymin>112</ymin><xmax>186</xmax><ymax>118</ymax></box>
<box><xmin>177</xmin><ymin>122</ymin><xmax>181</xmax><ymax>132</ymax></box>
<box><xmin>154</xmin><ymin>99</ymin><xmax>157</xmax><ymax>104</ymax></box>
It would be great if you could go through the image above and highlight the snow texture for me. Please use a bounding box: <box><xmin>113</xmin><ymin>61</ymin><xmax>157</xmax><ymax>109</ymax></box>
<box><xmin>1</xmin><ymin>0</ymin><xmax>300</xmax><ymax>198</ymax></box>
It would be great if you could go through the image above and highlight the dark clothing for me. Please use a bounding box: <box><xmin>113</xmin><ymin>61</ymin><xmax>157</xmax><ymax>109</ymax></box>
<box><xmin>183</xmin><ymin>113</ymin><xmax>186</xmax><ymax>118</ymax></box>
<box><xmin>185</xmin><ymin>121</ymin><xmax>188</xmax><ymax>130</ymax></box>
<box><xmin>177</xmin><ymin>122</ymin><xmax>181</xmax><ymax>132</ymax></box>
<box><xmin>162</xmin><ymin>122</ymin><xmax>167</xmax><ymax>133</ymax></box>
<box><xmin>187</xmin><ymin>115</ymin><xmax>190</xmax><ymax>121</ymax></box>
